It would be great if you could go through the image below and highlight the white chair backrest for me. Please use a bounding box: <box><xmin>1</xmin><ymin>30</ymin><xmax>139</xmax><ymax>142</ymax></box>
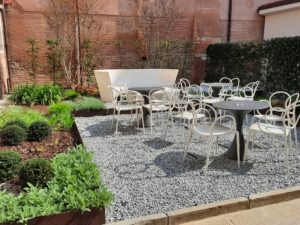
<box><xmin>241</xmin><ymin>81</ymin><xmax>260</xmax><ymax>98</ymax></box>
<box><xmin>283</xmin><ymin>100</ymin><xmax>300</xmax><ymax>129</ymax></box>
<box><xmin>219</xmin><ymin>77</ymin><xmax>232</xmax><ymax>85</ymax></box>
<box><xmin>231</xmin><ymin>78</ymin><xmax>240</xmax><ymax>88</ymax></box>
<box><xmin>269</xmin><ymin>91</ymin><xmax>290</xmax><ymax>107</ymax></box>
<box><xmin>192</xmin><ymin>103</ymin><xmax>217</xmax><ymax>126</ymax></box>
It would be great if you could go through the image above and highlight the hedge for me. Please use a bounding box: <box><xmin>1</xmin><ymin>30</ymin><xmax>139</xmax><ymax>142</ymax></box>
<box><xmin>206</xmin><ymin>36</ymin><xmax>300</xmax><ymax>95</ymax></box>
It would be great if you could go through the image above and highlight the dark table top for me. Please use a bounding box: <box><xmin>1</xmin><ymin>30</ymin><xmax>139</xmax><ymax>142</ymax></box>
<box><xmin>129</xmin><ymin>86</ymin><xmax>175</xmax><ymax>94</ymax></box>
<box><xmin>213</xmin><ymin>100</ymin><xmax>269</xmax><ymax>111</ymax></box>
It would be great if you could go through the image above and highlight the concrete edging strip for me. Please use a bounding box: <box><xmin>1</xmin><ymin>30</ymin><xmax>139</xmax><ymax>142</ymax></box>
<box><xmin>167</xmin><ymin>197</ymin><xmax>249</xmax><ymax>225</ymax></box>
<box><xmin>249</xmin><ymin>185</ymin><xmax>300</xmax><ymax>208</ymax></box>
<box><xmin>106</xmin><ymin>213</ymin><xmax>168</xmax><ymax>225</ymax></box>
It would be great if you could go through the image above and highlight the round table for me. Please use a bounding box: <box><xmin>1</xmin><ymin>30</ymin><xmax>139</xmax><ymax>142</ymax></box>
<box><xmin>213</xmin><ymin>100</ymin><xmax>269</xmax><ymax>160</ymax></box>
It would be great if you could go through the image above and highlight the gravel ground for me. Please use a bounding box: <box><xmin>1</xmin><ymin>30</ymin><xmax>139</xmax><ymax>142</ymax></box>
<box><xmin>75</xmin><ymin>114</ymin><xmax>300</xmax><ymax>223</ymax></box>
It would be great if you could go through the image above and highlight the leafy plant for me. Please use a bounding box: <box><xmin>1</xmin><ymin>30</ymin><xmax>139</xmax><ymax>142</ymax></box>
<box><xmin>19</xmin><ymin>158</ymin><xmax>54</xmax><ymax>188</ymax></box>
<box><xmin>0</xmin><ymin>106</ymin><xmax>48</xmax><ymax>128</ymax></box>
<box><xmin>9</xmin><ymin>84</ymin><xmax>37</xmax><ymax>105</ymax></box>
<box><xmin>81</xmin><ymin>39</ymin><xmax>97</xmax><ymax>85</ymax></box>
<box><xmin>3</xmin><ymin>119</ymin><xmax>28</xmax><ymax>131</ymax></box>
<box><xmin>1</xmin><ymin>125</ymin><xmax>26</xmax><ymax>146</ymax></box>
<box><xmin>9</xmin><ymin>84</ymin><xmax>62</xmax><ymax>105</ymax></box>
<box><xmin>0</xmin><ymin>150</ymin><xmax>22</xmax><ymax>182</ymax></box>
<box><xmin>26</xmin><ymin>38</ymin><xmax>40</xmax><ymax>84</ymax></box>
<box><xmin>0</xmin><ymin>145</ymin><xmax>113</xmax><ymax>224</ymax></box>
<box><xmin>63</xmin><ymin>89</ymin><xmax>79</xmax><ymax>100</ymax></box>
<box><xmin>48</xmin><ymin>102</ymin><xmax>74</xmax><ymax>129</ymax></box>
<box><xmin>48</xmin><ymin>145</ymin><xmax>113</xmax><ymax>210</ymax></box>
<box><xmin>28</xmin><ymin>121</ymin><xmax>51</xmax><ymax>142</ymax></box>
<box><xmin>35</xmin><ymin>84</ymin><xmax>62</xmax><ymax>105</ymax></box>
<box><xmin>46</xmin><ymin>39</ymin><xmax>62</xmax><ymax>84</ymax></box>
<box><xmin>206</xmin><ymin>36</ymin><xmax>300</xmax><ymax>95</ymax></box>
<box><xmin>75</xmin><ymin>85</ymin><xmax>99</xmax><ymax>97</ymax></box>
<box><xmin>65</xmin><ymin>96</ymin><xmax>105</xmax><ymax>111</ymax></box>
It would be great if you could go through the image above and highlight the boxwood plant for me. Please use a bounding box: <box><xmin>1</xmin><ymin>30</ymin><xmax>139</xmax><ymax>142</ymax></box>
<box><xmin>0</xmin><ymin>145</ymin><xmax>113</xmax><ymax>224</ymax></box>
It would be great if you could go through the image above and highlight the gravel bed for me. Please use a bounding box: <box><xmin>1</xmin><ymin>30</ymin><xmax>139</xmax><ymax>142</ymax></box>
<box><xmin>75</xmin><ymin>114</ymin><xmax>300</xmax><ymax>223</ymax></box>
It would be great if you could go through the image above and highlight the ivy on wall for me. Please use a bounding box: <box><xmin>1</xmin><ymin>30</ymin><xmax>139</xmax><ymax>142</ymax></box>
<box><xmin>206</xmin><ymin>36</ymin><xmax>300</xmax><ymax>95</ymax></box>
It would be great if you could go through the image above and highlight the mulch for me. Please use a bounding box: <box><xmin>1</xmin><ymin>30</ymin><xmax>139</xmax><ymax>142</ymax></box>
<box><xmin>0</xmin><ymin>131</ymin><xmax>74</xmax><ymax>160</ymax></box>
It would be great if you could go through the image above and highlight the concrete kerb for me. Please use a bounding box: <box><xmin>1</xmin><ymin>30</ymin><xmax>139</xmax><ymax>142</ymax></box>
<box><xmin>167</xmin><ymin>197</ymin><xmax>249</xmax><ymax>225</ymax></box>
<box><xmin>105</xmin><ymin>186</ymin><xmax>300</xmax><ymax>225</ymax></box>
<box><xmin>249</xmin><ymin>185</ymin><xmax>300</xmax><ymax>208</ymax></box>
<box><xmin>106</xmin><ymin>213</ymin><xmax>168</xmax><ymax>225</ymax></box>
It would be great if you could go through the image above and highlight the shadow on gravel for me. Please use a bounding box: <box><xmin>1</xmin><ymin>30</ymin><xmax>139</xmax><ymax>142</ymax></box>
<box><xmin>143</xmin><ymin>137</ymin><xmax>174</xmax><ymax>150</ymax></box>
<box><xmin>208</xmin><ymin>155</ymin><xmax>253</xmax><ymax>174</ymax></box>
<box><xmin>85</xmin><ymin>120</ymin><xmax>142</xmax><ymax>137</ymax></box>
<box><xmin>154</xmin><ymin>151</ymin><xmax>206</xmax><ymax>177</ymax></box>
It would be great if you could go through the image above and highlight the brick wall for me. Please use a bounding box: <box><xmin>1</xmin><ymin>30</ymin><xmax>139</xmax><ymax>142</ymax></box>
<box><xmin>5</xmin><ymin>0</ymin><xmax>270</xmax><ymax>88</ymax></box>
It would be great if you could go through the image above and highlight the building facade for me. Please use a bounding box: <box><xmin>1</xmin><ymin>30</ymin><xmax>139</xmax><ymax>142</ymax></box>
<box><xmin>4</xmin><ymin>0</ymin><xmax>277</xmax><ymax>88</ymax></box>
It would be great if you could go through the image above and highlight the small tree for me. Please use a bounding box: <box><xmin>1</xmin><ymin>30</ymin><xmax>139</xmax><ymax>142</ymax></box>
<box><xmin>81</xmin><ymin>39</ymin><xmax>97</xmax><ymax>86</ymax></box>
<box><xmin>44</xmin><ymin>0</ymin><xmax>101</xmax><ymax>89</ymax></box>
<box><xmin>129</xmin><ymin>0</ymin><xmax>192</xmax><ymax>78</ymax></box>
<box><xmin>26</xmin><ymin>38</ymin><xmax>40</xmax><ymax>84</ymax></box>
<box><xmin>46</xmin><ymin>39</ymin><xmax>62</xmax><ymax>84</ymax></box>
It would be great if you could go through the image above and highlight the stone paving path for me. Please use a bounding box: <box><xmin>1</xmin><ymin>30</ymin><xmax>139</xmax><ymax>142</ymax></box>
<box><xmin>181</xmin><ymin>198</ymin><xmax>300</xmax><ymax>225</ymax></box>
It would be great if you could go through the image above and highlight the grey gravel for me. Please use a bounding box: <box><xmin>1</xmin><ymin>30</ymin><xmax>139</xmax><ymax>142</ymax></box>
<box><xmin>75</xmin><ymin>114</ymin><xmax>300</xmax><ymax>223</ymax></box>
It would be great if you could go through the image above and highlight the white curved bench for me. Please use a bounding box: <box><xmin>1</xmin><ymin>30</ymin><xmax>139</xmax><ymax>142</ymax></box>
<box><xmin>94</xmin><ymin>69</ymin><xmax>178</xmax><ymax>102</ymax></box>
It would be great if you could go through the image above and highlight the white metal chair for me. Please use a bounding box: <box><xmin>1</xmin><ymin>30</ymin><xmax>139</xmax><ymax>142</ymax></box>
<box><xmin>186</xmin><ymin>85</ymin><xmax>203</xmax><ymax>100</ymax></box>
<box><xmin>175</xmin><ymin>78</ymin><xmax>191</xmax><ymax>98</ymax></box>
<box><xmin>201</xmin><ymin>86</ymin><xmax>224</xmax><ymax>105</ymax></box>
<box><xmin>228</xmin><ymin>81</ymin><xmax>260</xmax><ymax>101</ymax></box>
<box><xmin>184</xmin><ymin>103</ymin><xmax>240</xmax><ymax>175</ymax></box>
<box><xmin>247</xmin><ymin>101</ymin><xmax>300</xmax><ymax>173</ymax></box>
<box><xmin>109</xmin><ymin>86</ymin><xmax>145</xmax><ymax>133</ymax></box>
<box><xmin>231</xmin><ymin>78</ymin><xmax>240</xmax><ymax>91</ymax></box>
<box><xmin>143</xmin><ymin>88</ymin><xmax>172</xmax><ymax>134</ymax></box>
<box><xmin>251</xmin><ymin>92</ymin><xmax>299</xmax><ymax>147</ymax></box>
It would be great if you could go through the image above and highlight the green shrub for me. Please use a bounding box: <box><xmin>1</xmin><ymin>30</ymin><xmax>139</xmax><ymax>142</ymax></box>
<box><xmin>0</xmin><ymin>150</ymin><xmax>22</xmax><ymax>182</ymax></box>
<box><xmin>19</xmin><ymin>158</ymin><xmax>54</xmax><ymax>188</ymax></box>
<box><xmin>0</xmin><ymin>106</ymin><xmax>48</xmax><ymax>128</ymax></box>
<box><xmin>48</xmin><ymin>102</ymin><xmax>74</xmax><ymax>129</ymax></box>
<box><xmin>65</xmin><ymin>96</ymin><xmax>105</xmax><ymax>111</ymax></box>
<box><xmin>36</xmin><ymin>84</ymin><xmax>62</xmax><ymax>105</ymax></box>
<box><xmin>0</xmin><ymin>145</ymin><xmax>113</xmax><ymax>224</ymax></box>
<box><xmin>48</xmin><ymin>145</ymin><xmax>113</xmax><ymax>210</ymax></box>
<box><xmin>28</xmin><ymin>121</ymin><xmax>51</xmax><ymax>141</ymax></box>
<box><xmin>1</xmin><ymin>125</ymin><xmax>26</xmax><ymax>146</ymax></box>
<box><xmin>9</xmin><ymin>84</ymin><xmax>62</xmax><ymax>105</ymax></box>
<box><xmin>3</xmin><ymin>119</ymin><xmax>28</xmax><ymax>131</ymax></box>
<box><xmin>63</xmin><ymin>89</ymin><xmax>79</xmax><ymax>100</ymax></box>
<box><xmin>206</xmin><ymin>36</ymin><xmax>300</xmax><ymax>95</ymax></box>
<box><xmin>9</xmin><ymin>85</ymin><xmax>37</xmax><ymax>105</ymax></box>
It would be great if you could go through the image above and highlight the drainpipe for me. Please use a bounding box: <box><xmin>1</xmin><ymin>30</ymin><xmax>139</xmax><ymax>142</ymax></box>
<box><xmin>2</xmin><ymin>1</ymin><xmax>12</xmax><ymax>92</ymax></box>
<box><xmin>227</xmin><ymin>0</ymin><xmax>232</xmax><ymax>43</ymax></box>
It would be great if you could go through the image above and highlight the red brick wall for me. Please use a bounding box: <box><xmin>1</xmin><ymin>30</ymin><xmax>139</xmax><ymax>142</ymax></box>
<box><xmin>5</xmin><ymin>0</ymin><xmax>272</xmax><ymax>88</ymax></box>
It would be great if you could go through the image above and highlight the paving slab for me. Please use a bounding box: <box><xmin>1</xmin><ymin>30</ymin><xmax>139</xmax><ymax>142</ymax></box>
<box><xmin>181</xmin><ymin>198</ymin><xmax>300</xmax><ymax>225</ymax></box>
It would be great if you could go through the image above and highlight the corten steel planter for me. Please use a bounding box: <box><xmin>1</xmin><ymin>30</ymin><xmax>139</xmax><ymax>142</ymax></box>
<box><xmin>1</xmin><ymin>208</ymin><xmax>105</xmax><ymax>225</ymax></box>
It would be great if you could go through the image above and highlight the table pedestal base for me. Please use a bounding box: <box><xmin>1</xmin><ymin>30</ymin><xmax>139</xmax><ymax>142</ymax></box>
<box><xmin>225</xmin><ymin>110</ymin><xmax>251</xmax><ymax>161</ymax></box>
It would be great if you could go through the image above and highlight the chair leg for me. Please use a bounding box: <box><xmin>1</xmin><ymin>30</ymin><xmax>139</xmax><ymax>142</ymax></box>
<box><xmin>183</xmin><ymin>129</ymin><xmax>193</xmax><ymax>161</ymax></box>
<box><xmin>116</xmin><ymin>110</ymin><xmax>121</xmax><ymax>133</ymax></box>
<box><xmin>150</xmin><ymin>112</ymin><xmax>153</xmax><ymax>135</ymax></box>
<box><xmin>140</xmin><ymin>109</ymin><xmax>145</xmax><ymax>133</ymax></box>
<box><xmin>204</xmin><ymin>137</ymin><xmax>213</xmax><ymax>176</ymax></box>
<box><xmin>294</xmin><ymin>127</ymin><xmax>298</xmax><ymax>149</ymax></box>
<box><xmin>236</xmin><ymin>131</ymin><xmax>240</xmax><ymax>168</ymax></box>
<box><xmin>284</xmin><ymin>135</ymin><xmax>289</xmax><ymax>174</ymax></box>
<box><xmin>112</xmin><ymin>108</ymin><xmax>116</xmax><ymax>127</ymax></box>
<box><xmin>215</xmin><ymin>136</ymin><xmax>218</xmax><ymax>154</ymax></box>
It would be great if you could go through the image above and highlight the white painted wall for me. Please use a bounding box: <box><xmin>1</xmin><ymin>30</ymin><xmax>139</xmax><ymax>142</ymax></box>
<box><xmin>94</xmin><ymin>69</ymin><xmax>178</xmax><ymax>102</ymax></box>
<box><xmin>262</xmin><ymin>8</ymin><xmax>300</xmax><ymax>39</ymax></box>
